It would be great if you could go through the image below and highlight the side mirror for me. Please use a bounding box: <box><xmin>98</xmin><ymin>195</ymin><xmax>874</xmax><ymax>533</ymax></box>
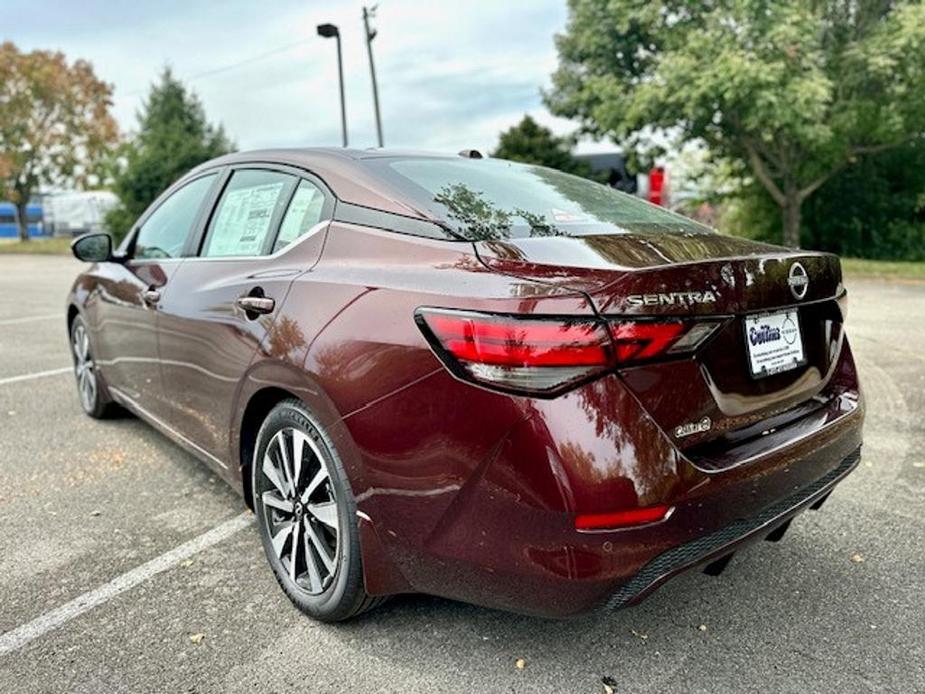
<box><xmin>71</xmin><ymin>233</ymin><xmax>113</xmax><ymax>263</ymax></box>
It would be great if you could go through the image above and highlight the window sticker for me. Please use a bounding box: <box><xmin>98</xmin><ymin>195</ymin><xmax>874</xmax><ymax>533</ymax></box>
<box><xmin>207</xmin><ymin>182</ymin><xmax>284</xmax><ymax>257</ymax></box>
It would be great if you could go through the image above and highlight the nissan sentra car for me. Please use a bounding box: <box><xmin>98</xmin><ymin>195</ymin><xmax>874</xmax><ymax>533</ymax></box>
<box><xmin>66</xmin><ymin>148</ymin><xmax>864</xmax><ymax>621</ymax></box>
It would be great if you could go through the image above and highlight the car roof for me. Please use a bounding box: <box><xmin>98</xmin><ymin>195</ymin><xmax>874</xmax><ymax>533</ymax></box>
<box><xmin>187</xmin><ymin>147</ymin><xmax>466</xmax><ymax>219</ymax></box>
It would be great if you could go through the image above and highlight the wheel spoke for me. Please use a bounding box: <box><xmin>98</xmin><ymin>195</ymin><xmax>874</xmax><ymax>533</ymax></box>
<box><xmin>307</xmin><ymin>501</ymin><xmax>338</xmax><ymax>532</ymax></box>
<box><xmin>301</xmin><ymin>466</ymin><xmax>329</xmax><ymax>504</ymax></box>
<box><xmin>289</xmin><ymin>521</ymin><xmax>300</xmax><ymax>582</ymax></box>
<box><xmin>275</xmin><ymin>432</ymin><xmax>296</xmax><ymax>497</ymax></box>
<box><xmin>261</xmin><ymin>491</ymin><xmax>293</xmax><ymax>514</ymax></box>
<box><xmin>291</xmin><ymin>430</ymin><xmax>306</xmax><ymax>490</ymax></box>
<box><xmin>303</xmin><ymin>522</ymin><xmax>322</xmax><ymax>592</ymax></box>
<box><xmin>270</xmin><ymin>523</ymin><xmax>293</xmax><ymax>559</ymax></box>
<box><xmin>306</xmin><ymin>521</ymin><xmax>335</xmax><ymax>573</ymax></box>
<box><xmin>262</xmin><ymin>453</ymin><xmax>288</xmax><ymax>498</ymax></box>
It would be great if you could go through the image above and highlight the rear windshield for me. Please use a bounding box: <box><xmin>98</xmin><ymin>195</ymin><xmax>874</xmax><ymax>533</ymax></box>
<box><xmin>365</xmin><ymin>157</ymin><xmax>712</xmax><ymax>240</ymax></box>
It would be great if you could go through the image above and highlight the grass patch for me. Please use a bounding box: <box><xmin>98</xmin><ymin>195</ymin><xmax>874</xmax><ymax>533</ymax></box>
<box><xmin>841</xmin><ymin>257</ymin><xmax>925</xmax><ymax>281</ymax></box>
<box><xmin>0</xmin><ymin>236</ymin><xmax>73</xmax><ymax>255</ymax></box>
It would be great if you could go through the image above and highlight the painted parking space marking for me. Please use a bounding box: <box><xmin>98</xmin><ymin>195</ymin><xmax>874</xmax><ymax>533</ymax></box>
<box><xmin>0</xmin><ymin>367</ymin><xmax>72</xmax><ymax>387</ymax></box>
<box><xmin>0</xmin><ymin>314</ymin><xmax>60</xmax><ymax>326</ymax></box>
<box><xmin>0</xmin><ymin>513</ymin><xmax>253</xmax><ymax>657</ymax></box>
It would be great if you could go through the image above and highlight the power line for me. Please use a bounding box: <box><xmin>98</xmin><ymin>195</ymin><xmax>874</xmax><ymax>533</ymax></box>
<box><xmin>121</xmin><ymin>38</ymin><xmax>312</xmax><ymax>98</ymax></box>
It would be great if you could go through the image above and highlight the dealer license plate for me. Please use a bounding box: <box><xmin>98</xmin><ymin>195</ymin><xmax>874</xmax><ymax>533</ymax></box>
<box><xmin>744</xmin><ymin>310</ymin><xmax>806</xmax><ymax>378</ymax></box>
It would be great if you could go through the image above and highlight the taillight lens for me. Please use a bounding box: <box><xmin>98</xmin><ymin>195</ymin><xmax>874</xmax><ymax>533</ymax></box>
<box><xmin>416</xmin><ymin>309</ymin><xmax>613</xmax><ymax>395</ymax></box>
<box><xmin>417</xmin><ymin>309</ymin><xmax>723</xmax><ymax>396</ymax></box>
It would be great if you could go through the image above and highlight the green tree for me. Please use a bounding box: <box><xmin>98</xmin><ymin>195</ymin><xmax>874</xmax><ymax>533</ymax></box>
<box><xmin>106</xmin><ymin>68</ymin><xmax>233</xmax><ymax>242</ymax></box>
<box><xmin>546</xmin><ymin>1</ymin><xmax>925</xmax><ymax>248</ymax></box>
<box><xmin>492</xmin><ymin>115</ymin><xmax>592</xmax><ymax>177</ymax></box>
<box><xmin>0</xmin><ymin>42</ymin><xmax>118</xmax><ymax>241</ymax></box>
<box><xmin>730</xmin><ymin>139</ymin><xmax>925</xmax><ymax>260</ymax></box>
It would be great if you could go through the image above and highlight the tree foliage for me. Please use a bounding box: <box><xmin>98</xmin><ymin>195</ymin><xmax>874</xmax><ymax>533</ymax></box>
<box><xmin>0</xmin><ymin>42</ymin><xmax>118</xmax><ymax>241</ymax></box>
<box><xmin>729</xmin><ymin>138</ymin><xmax>925</xmax><ymax>259</ymax></box>
<box><xmin>105</xmin><ymin>68</ymin><xmax>233</xmax><ymax>242</ymax></box>
<box><xmin>546</xmin><ymin>1</ymin><xmax>925</xmax><ymax>248</ymax></box>
<box><xmin>491</xmin><ymin>115</ymin><xmax>592</xmax><ymax>177</ymax></box>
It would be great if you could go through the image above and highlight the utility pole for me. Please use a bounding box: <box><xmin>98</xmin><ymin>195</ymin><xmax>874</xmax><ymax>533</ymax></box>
<box><xmin>317</xmin><ymin>23</ymin><xmax>348</xmax><ymax>147</ymax></box>
<box><xmin>362</xmin><ymin>5</ymin><xmax>384</xmax><ymax>147</ymax></box>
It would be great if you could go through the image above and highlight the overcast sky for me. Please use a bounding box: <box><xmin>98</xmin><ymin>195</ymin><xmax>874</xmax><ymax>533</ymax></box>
<box><xmin>7</xmin><ymin>0</ymin><xmax>612</xmax><ymax>155</ymax></box>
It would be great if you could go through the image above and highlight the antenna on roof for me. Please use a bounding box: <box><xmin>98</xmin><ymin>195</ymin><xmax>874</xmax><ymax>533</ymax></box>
<box><xmin>458</xmin><ymin>149</ymin><xmax>483</xmax><ymax>159</ymax></box>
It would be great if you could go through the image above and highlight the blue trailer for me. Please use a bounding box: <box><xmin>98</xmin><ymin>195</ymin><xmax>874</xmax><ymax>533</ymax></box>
<box><xmin>0</xmin><ymin>202</ymin><xmax>45</xmax><ymax>238</ymax></box>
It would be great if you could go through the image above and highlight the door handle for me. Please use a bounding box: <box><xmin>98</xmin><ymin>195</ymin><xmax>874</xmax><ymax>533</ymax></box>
<box><xmin>236</xmin><ymin>296</ymin><xmax>275</xmax><ymax>315</ymax></box>
<box><xmin>143</xmin><ymin>289</ymin><xmax>161</xmax><ymax>305</ymax></box>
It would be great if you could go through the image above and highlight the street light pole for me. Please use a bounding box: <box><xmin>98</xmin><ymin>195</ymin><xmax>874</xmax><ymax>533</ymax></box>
<box><xmin>362</xmin><ymin>5</ymin><xmax>384</xmax><ymax>147</ymax></box>
<box><xmin>317</xmin><ymin>23</ymin><xmax>348</xmax><ymax>147</ymax></box>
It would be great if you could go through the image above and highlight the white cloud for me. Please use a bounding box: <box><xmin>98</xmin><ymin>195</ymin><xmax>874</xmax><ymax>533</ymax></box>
<box><xmin>12</xmin><ymin>0</ymin><xmax>576</xmax><ymax>153</ymax></box>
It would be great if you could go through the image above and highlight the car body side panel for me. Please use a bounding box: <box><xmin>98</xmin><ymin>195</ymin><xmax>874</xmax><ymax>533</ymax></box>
<box><xmin>156</xmin><ymin>227</ymin><xmax>329</xmax><ymax>477</ymax></box>
<box><xmin>232</xmin><ymin>222</ymin><xmax>598</xmax><ymax>592</ymax></box>
<box><xmin>72</xmin><ymin>259</ymin><xmax>182</xmax><ymax>416</ymax></box>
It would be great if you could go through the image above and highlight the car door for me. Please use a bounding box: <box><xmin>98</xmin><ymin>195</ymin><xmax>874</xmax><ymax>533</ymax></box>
<box><xmin>155</xmin><ymin>166</ymin><xmax>333</xmax><ymax>470</ymax></box>
<box><xmin>91</xmin><ymin>172</ymin><xmax>220</xmax><ymax>414</ymax></box>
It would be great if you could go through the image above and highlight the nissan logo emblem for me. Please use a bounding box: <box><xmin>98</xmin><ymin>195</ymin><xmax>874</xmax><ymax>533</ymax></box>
<box><xmin>788</xmin><ymin>262</ymin><xmax>809</xmax><ymax>300</ymax></box>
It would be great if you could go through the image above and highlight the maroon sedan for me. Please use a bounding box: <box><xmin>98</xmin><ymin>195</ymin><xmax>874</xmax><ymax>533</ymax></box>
<box><xmin>67</xmin><ymin>149</ymin><xmax>863</xmax><ymax>621</ymax></box>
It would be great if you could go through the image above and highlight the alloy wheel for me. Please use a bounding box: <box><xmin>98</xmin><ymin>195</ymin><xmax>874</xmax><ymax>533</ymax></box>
<box><xmin>258</xmin><ymin>427</ymin><xmax>340</xmax><ymax>594</ymax></box>
<box><xmin>72</xmin><ymin>321</ymin><xmax>97</xmax><ymax>413</ymax></box>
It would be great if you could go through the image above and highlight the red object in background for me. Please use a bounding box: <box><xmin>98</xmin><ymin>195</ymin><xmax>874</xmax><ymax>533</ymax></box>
<box><xmin>648</xmin><ymin>166</ymin><xmax>666</xmax><ymax>206</ymax></box>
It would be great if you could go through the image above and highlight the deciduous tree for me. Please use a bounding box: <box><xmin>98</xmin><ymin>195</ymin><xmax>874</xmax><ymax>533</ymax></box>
<box><xmin>546</xmin><ymin>1</ymin><xmax>925</xmax><ymax>247</ymax></box>
<box><xmin>0</xmin><ymin>42</ymin><xmax>117</xmax><ymax>241</ymax></box>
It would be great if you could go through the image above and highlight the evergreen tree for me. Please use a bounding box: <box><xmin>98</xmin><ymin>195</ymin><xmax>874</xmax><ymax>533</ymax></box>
<box><xmin>105</xmin><ymin>68</ymin><xmax>233</xmax><ymax>242</ymax></box>
<box><xmin>492</xmin><ymin>116</ymin><xmax>592</xmax><ymax>177</ymax></box>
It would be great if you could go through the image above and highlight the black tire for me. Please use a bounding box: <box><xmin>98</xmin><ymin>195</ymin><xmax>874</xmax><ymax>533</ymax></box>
<box><xmin>251</xmin><ymin>398</ymin><xmax>383</xmax><ymax>622</ymax></box>
<box><xmin>69</xmin><ymin>315</ymin><xmax>117</xmax><ymax>419</ymax></box>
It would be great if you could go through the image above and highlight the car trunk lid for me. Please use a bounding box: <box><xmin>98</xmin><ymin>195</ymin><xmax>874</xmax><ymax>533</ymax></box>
<box><xmin>475</xmin><ymin>233</ymin><xmax>847</xmax><ymax>461</ymax></box>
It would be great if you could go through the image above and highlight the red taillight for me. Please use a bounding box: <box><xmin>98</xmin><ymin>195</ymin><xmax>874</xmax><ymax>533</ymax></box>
<box><xmin>575</xmin><ymin>504</ymin><xmax>672</xmax><ymax>530</ymax></box>
<box><xmin>417</xmin><ymin>309</ymin><xmax>721</xmax><ymax>396</ymax></box>
<box><xmin>422</xmin><ymin>312</ymin><xmax>611</xmax><ymax>367</ymax></box>
<box><xmin>417</xmin><ymin>309</ymin><xmax>612</xmax><ymax>395</ymax></box>
<box><xmin>609</xmin><ymin>321</ymin><xmax>686</xmax><ymax>362</ymax></box>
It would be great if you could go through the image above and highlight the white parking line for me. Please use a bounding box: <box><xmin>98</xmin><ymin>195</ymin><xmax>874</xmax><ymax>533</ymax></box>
<box><xmin>0</xmin><ymin>512</ymin><xmax>253</xmax><ymax>657</ymax></box>
<box><xmin>0</xmin><ymin>366</ymin><xmax>72</xmax><ymax>387</ymax></box>
<box><xmin>0</xmin><ymin>314</ymin><xmax>60</xmax><ymax>326</ymax></box>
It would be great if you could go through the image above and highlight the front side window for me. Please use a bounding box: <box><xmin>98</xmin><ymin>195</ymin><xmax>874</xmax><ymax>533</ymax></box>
<box><xmin>135</xmin><ymin>174</ymin><xmax>217</xmax><ymax>259</ymax></box>
<box><xmin>273</xmin><ymin>180</ymin><xmax>326</xmax><ymax>253</ymax></box>
<box><xmin>201</xmin><ymin>170</ymin><xmax>295</xmax><ymax>258</ymax></box>
<box><xmin>364</xmin><ymin>157</ymin><xmax>713</xmax><ymax>241</ymax></box>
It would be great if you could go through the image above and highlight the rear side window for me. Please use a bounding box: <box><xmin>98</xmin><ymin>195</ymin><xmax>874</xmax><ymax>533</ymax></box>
<box><xmin>273</xmin><ymin>180</ymin><xmax>326</xmax><ymax>253</ymax></box>
<box><xmin>135</xmin><ymin>174</ymin><xmax>217</xmax><ymax>259</ymax></box>
<box><xmin>201</xmin><ymin>170</ymin><xmax>295</xmax><ymax>258</ymax></box>
<box><xmin>364</xmin><ymin>157</ymin><xmax>712</xmax><ymax>241</ymax></box>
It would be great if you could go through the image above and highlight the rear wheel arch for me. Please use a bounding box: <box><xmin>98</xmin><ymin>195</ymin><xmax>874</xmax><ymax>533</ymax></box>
<box><xmin>238</xmin><ymin>386</ymin><xmax>300</xmax><ymax>510</ymax></box>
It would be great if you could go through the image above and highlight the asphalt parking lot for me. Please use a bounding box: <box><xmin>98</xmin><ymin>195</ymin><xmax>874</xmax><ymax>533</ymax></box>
<box><xmin>0</xmin><ymin>254</ymin><xmax>922</xmax><ymax>693</ymax></box>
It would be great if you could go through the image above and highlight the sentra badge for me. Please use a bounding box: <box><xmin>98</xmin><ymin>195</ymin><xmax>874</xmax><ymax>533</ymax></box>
<box><xmin>626</xmin><ymin>290</ymin><xmax>717</xmax><ymax>308</ymax></box>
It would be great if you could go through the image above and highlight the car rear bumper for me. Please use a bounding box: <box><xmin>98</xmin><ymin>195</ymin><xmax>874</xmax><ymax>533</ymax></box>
<box><xmin>348</xmin><ymin>338</ymin><xmax>864</xmax><ymax>618</ymax></box>
<box><xmin>608</xmin><ymin>446</ymin><xmax>860</xmax><ymax>609</ymax></box>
